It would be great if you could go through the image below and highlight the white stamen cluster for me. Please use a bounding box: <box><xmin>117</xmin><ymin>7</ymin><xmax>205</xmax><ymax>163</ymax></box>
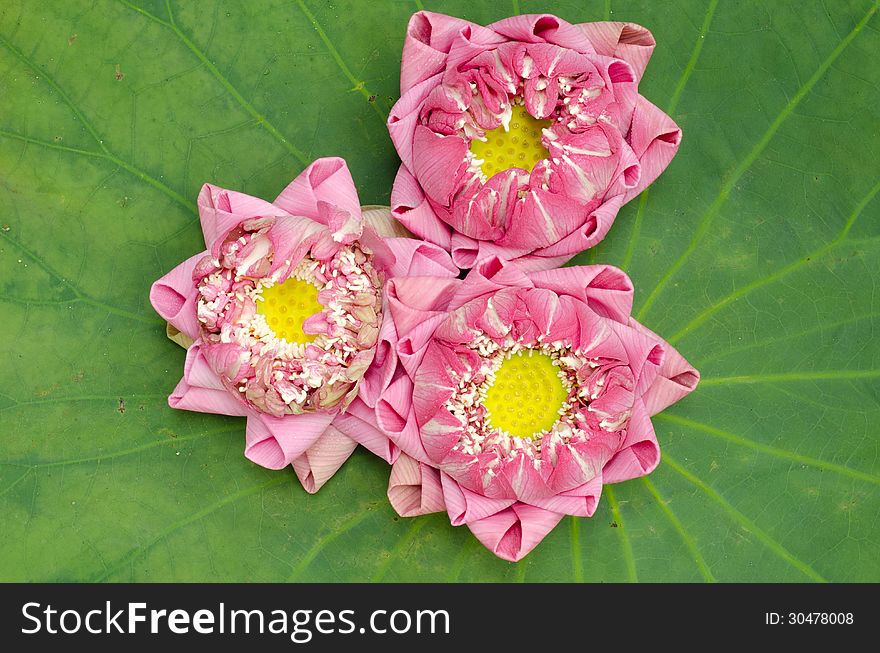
<box><xmin>195</xmin><ymin>231</ymin><xmax>383</xmax><ymax>417</ymax></box>
<box><xmin>461</xmin><ymin>71</ymin><xmax>609</xmax><ymax>185</ymax></box>
<box><xmin>445</xmin><ymin>334</ymin><xmax>591</xmax><ymax>466</ymax></box>
<box><xmin>234</xmin><ymin>257</ymin><xmax>322</xmax><ymax>360</ymax></box>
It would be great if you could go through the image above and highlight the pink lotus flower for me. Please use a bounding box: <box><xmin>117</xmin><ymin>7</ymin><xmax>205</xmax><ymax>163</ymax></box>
<box><xmin>388</xmin><ymin>12</ymin><xmax>681</xmax><ymax>270</ymax></box>
<box><xmin>150</xmin><ymin>158</ymin><xmax>457</xmax><ymax>492</ymax></box>
<box><xmin>361</xmin><ymin>257</ymin><xmax>698</xmax><ymax>561</ymax></box>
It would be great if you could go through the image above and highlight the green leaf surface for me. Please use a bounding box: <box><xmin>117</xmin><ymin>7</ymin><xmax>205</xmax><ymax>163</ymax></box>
<box><xmin>1</xmin><ymin>0</ymin><xmax>878</xmax><ymax>582</ymax></box>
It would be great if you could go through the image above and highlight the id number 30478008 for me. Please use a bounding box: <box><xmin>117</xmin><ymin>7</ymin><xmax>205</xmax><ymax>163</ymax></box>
<box><xmin>764</xmin><ymin>613</ymin><xmax>854</xmax><ymax>625</ymax></box>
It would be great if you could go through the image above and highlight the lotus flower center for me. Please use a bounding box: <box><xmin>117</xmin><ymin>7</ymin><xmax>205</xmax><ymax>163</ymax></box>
<box><xmin>257</xmin><ymin>276</ymin><xmax>323</xmax><ymax>344</ymax></box>
<box><xmin>483</xmin><ymin>350</ymin><xmax>568</xmax><ymax>439</ymax></box>
<box><xmin>469</xmin><ymin>104</ymin><xmax>552</xmax><ymax>178</ymax></box>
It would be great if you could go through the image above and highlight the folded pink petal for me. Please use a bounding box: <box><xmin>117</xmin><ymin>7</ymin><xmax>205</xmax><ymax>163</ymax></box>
<box><xmin>361</xmin><ymin>206</ymin><xmax>414</xmax><ymax>238</ymax></box>
<box><xmin>605</xmin><ymin>319</ymin><xmax>664</xmax><ymax>393</ymax></box>
<box><xmin>534</xmin><ymin>194</ymin><xmax>626</xmax><ymax>259</ymax></box>
<box><xmin>375</xmin><ymin>375</ymin><xmax>431</xmax><ymax>463</ymax></box>
<box><xmin>400</xmin><ymin>12</ymin><xmax>483</xmax><ymax>93</ymax></box>
<box><xmin>490</xmin><ymin>13</ymin><xmax>597</xmax><ymax>52</ymax></box>
<box><xmin>447</xmin><ymin>232</ymin><xmax>480</xmax><ymax>270</ymax></box>
<box><xmin>578</xmin><ymin>21</ymin><xmax>655</xmax><ymax>80</ymax></box>
<box><xmin>447</xmin><ymin>256</ymin><xmax>534</xmax><ymax>308</ymax></box>
<box><xmin>149</xmin><ymin>252</ymin><xmax>205</xmax><ymax>340</ymax></box>
<box><xmin>498</xmin><ymin>187</ymin><xmax>587</xmax><ymax>250</ymax></box>
<box><xmin>168</xmin><ymin>342</ymin><xmax>250</xmax><ymax>417</ymax></box>
<box><xmin>334</xmin><ymin>398</ymin><xmax>400</xmax><ymax>464</ymax></box>
<box><xmin>198</xmin><ymin>184</ymin><xmax>279</xmax><ymax>256</ymax></box>
<box><xmin>292</xmin><ymin>425</ymin><xmax>358</xmax><ymax>494</ymax></box>
<box><xmin>389</xmin><ymin>76</ymin><xmax>443</xmax><ymax>170</ymax></box>
<box><xmin>527</xmin><ymin>264</ymin><xmax>634</xmax><ymax>322</ymax></box>
<box><xmin>388</xmin><ymin>453</ymin><xmax>446</xmax><ymax>517</ymax></box>
<box><xmin>381</xmin><ymin>238</ymin><xmax>460</xmax><ymax>278</ymax></box>
<box><xmin>390</xmin><ymin>165</ymin><xmax>453</xmax><ymax>250</ymax></box>
<box><xmin>466</xmin><ymin>504</ymin><xmax>564</xmax><ymax>562</ymax></box>
<box><xmin>386</xmin><ymin>276</ymin><xmax>460</xmax><ymax>334</ymax></box>
<box><xmin>451</xmin><ymin>234</ymin><xmax>564</xmax><ymax>272</ymax></box>
<box><xmin>528</xmin><ymin>474</ymin><xmax>604</xmax><ymax>516</ymax></box>
<box><xmin>273</xmin><ymin>157</ymin><xmax>362</xmax><ymax>224</ymax></box>
<box><xmin>624</xmin><ymin>95</ymin><xmax>682</xmax><ymax>201</ymax></box>
<box><xmin>440</xmin><ymin>473</ymin><xmax>515</xmax><ymax>526</ymax></box>
<box><xmin>411</xmin><ymin>126</ymin><xmax>469</xmax><ymax>206</ymax></box>
<box><xmin>630</xmin><ymin>321</ymin><xmax>700</xmax><ymax>415</ymax></box>
<box><xmin>265</xmin><ymin>214</ymin><xmax>327</xmax><ymax>276</ymax></box>
<box><xmin>244</xmin><ymin>411</ymin><xmax>334</xmax><ymax>470</ymax></box>
<box><xmin>358</xmin><ymin>315</ymin><xmax>399</xmax><ymax>409</ymax></box>
<box><xmin>601</xmin><ymin>398</ymin><xmax>659</xmax><ymax>484</ymax></box>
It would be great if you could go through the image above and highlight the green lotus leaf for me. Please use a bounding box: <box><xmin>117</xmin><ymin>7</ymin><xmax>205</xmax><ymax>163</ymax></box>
<box><xmin>1</xmin><ymin>0</ymin><xmax>877</xmax><ymax>582</ymax></box>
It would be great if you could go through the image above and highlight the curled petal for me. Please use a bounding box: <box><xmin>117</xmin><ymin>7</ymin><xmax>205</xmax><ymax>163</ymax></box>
<box><xmin>382</xmin><ymin>238</ymin><xmax>460</xmax><ymax>278</ymax></box>
<box><xmin>630</xmin><ymin>321</ymin><xmax>700</xmax><ymax>415</ymax></box>
<box><xmin>451</xmin><ymin>236</ymin><xmax>563</xmax><ymax>272</ymax></box>
<box><xmin>244</xmin><ymin>412</ymin><xmax>334</xmax><ymax>471</ymax></box>
<box><xmin>466</xmin><ymin>504</ymin><xmax>564</xmax><ymax>562</ymax></box>
<box><xmin>273</xmin><ymin>157</ymin><xmax>362</xmax><ymax>225</ymax></box>
<box><xmin>319</xmin><ymin>200</ymin><xmax>362</xmax><ymax>246</ymax></box>
<box><xmin>386</xmin><ymin>276</ymin><xmax>461</xmax><ymax>350</ymax></box>
<box><xmin>388</xmin><ymin>453</ymin><xmax>446</xmax><ymax>517</ymax></box>
<box><xmin>292</xmin><ymin>426</ymin><xmax>358</xmax><ymax>494</ymax></box>
<box><xmin>265</xmin><ymin>214</ymin><xmax>326</xmax><ymax>277</ymax></box>
<box><xmin>601</xmin><ymin>398</ymin><xmax>659</xmax><ymax>484</ymax></box>
<box><xmin>527</xmin><ymin>264</ymin><xmax>634</xmax><ymax>322</ymax></box>
<box><xmin>490</xmin><ymin>14</ymin><xmax>597</xmax><ymax>52</ymax></box>
<box><xmin>579</xmin><ymin>21</ymin><xmax>656</xmax><ymax>80</ymax></box>
<box><xmin>400</xmin><ymin>12</ymin><xmax>482</xmax><ymax>92</ymax></box>
<box><xmin>534</xmin><ymin>194</ymin><xmax>626</xmax><ymax>260</ymax></box>
<box><xmin>361</xmin><ymin>205</ymin><xmax>414</xmax><ymax>238</ymax></box>
<box><xmin>390</xmin><ymin>165</ymin><xmax>454</xmax><ymax>250</ymax></box>
<box><xmin>388</xmin><ymin>76</ymin><xmax>443</xmax><ymax>171</ymax></box>
<box><xmin>168</xmin><ymin>342</ymin><xmax>250</xmax><ymax>417</ymax></box>
<box><xmin>624</xmin><ymin>95</ymin><xmax>682</xmax><ymax>201</ymax></box>
<box><xmin>449</xmin><ymin>256</ymin><xmax>534</xmax><ymax>309</ymax></box>
<box><xmin>334</xmin><ymin>398</ymin><xmax>400</xmax><ymax>464</ymax></box>
<box><xmin>440</xmin><ymin>473</ymin><xmax>515</xmax><ymax>526</ymax></box>
<box><xmin>606</xmin><ymin>319</ymin><xmax>665</xmax><ymax>393</ymax></box>
<box><xmin>198</xmin><ymin>184</ymin><xmax>279</xmax><ymax>256</ymax></box>
<box><xmin>375</xmin><ymin>374</ymin><xmax>433</xmax><ymax>463</ymax></box>
<box><xmin>359</xmin><ymin>318</ymin><xmax>399</xmax><ymax>409</ymax></box>
<box><xmin>529</xmin><ymin>474</ymin><xmax>604</xmax><ymax>516</ymax></box>
<box><xmin>150</xmin><ymin>252</ymin><xmax>205</xmax><ymax>340</ymax></box>
<box><xmin>412</xmin><ymin>126</ymin><xmax>469</xmax><ymax>206</ymax></box>
<box><xmin>499</xmin><ymin>187</ymin><xmax>585</xmax><ymax>250</ymax></box>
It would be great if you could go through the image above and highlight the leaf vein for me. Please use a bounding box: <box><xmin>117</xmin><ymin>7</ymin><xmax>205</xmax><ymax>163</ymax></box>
<box><xmin>371</xmin><ymin>516</ymin><xmax>429</xmax><ymax>582</ymax></box>
<box><xmin>116</xmin><ymin>0</ymin><xmax>309</xmax><ymax>165</ymax></box>
<box><xmin>621</xmin><ymin>0</ymin><xmax>718</xmax><ymax>272</ymax></box>
<box><xmin>0</xmin><ymin>37</ymin><xmax>193</xmax><ymax>212</ymax></box>
<box><xmin>0</xmin><ymin>231</ymin><xmax>160</xmax><ymax>326</ymax></box>
<box><xmin>92</xmin><ymin>476</ymin><xmax>287</xmax><ymax>581</ymax></box>
<box><xmin>295</xmin><ymin>0</ymin><xmax>389</xmax><ymax>122</ymax></box>
<box><xmin>699</xmin><ymin>369</ymin><xmax>880</xmax><ymax>385</ymax></box>
<box><xmin>657</xmin><ymin>413</ymin><xmax>880</xmax><ymax>485</ymax></box>
<box><xmin>605</xmin><ymin>486</ymin><xmax>638</xmax><ymax>582</ymax></box>
<box><xmin>287</xmin><ymin>505</ymin><xmax>378</xmax><ymax>581</ymax></box>
<box><xmin>640</xmin><ymin>477</ymin><xmax>715</xmax><ymax>582</ymax></box>
<box><xmin>662</xmin><ymin>453</ymin><xmax>827</xmax><ymax>582</ymax></box>
<box><xmin>635</xmin><ymin>1</ymin><xmax>878</xmax><ymax>320</ymax></box>
<box><xmin>669</xmin><ymin>177</ymin><xmax>880</xmax><ymax>342</ymax></box>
